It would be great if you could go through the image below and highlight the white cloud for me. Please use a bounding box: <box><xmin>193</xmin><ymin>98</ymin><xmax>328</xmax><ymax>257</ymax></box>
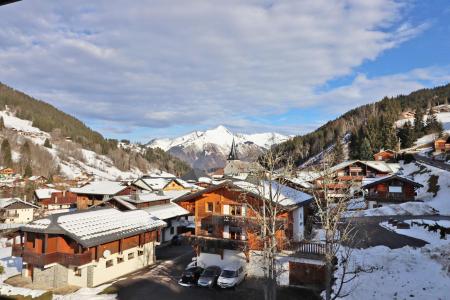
<box><xmin>0</xmin><ymin>0</ymin><xmax>442</xmax><ymax>139</ymax></box>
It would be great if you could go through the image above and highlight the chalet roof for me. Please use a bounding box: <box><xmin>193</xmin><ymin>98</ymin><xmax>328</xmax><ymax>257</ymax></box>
<box><xmin>329</xmin><ymin>160</ymin><xmax>400</xmax><ymax>174</ymax></box>
<box><xmin>70</xmin><ymin>181</ymin><xmax>127</xmax><ymax>196</ymax></box>
<box><xmin>21</xmin><ymin>208</ymin><xmax>166</xmax><ymax>248</ymax></box>
<box><xmin>174</xmin><ymin>180</ymin><xmax>313</xmax><ymax>208</ymax></box>
<box><xmin>361</xmin><ymin>174</ymin><xmax>423</xmax><ymax>189</ymax></box>
<box><xmin>115</xmin><ymin>193</ymin><xmax>171</xmax><ymax>204</ymax></box>
<box><xmin>141</xmin><ymin>202</ymin><xmax>190</xmax><ymax>220</ymax></box>
<box><xmin>0</xmin><ymin>198</ymin><xmax>39</xmax><ymax>209</ymax></box>
<box><xmin>35</xmin><ymin>188</ymin><xmax>59</xmax><ymax>200</ymax></box>
<box><xmin>374</xmin><ymin>149</ymin><xmax>396</xmax><ymax>154</ymax></box>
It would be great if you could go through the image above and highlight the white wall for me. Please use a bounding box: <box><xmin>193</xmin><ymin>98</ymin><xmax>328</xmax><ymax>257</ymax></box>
<box><xmin>4</xmin><ymin>208</ymin><xmax>34</xmax><ymax>224</ymax></box>
<box><xmin>67</xmin><ymin>242</ymin><xmax>156</xmax><ymax>287</ymax></box>
<box><xmin>197</xmin><ymin>250</ymin><xmax>246</xmax><ymax>269</ymax></box>
<box><xmin>292</xmin><ymin>206</ymin><xmax>304</xmax><ymax>242</ymax></box>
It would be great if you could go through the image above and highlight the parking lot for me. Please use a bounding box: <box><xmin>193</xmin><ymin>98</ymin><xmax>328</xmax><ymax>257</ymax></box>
<box><xmin>112</xmin><ymin>243</ymin><xmax>320</xmax><ymax>300</ymax></box>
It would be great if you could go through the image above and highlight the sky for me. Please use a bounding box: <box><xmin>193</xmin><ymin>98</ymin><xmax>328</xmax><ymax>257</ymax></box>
<box><xmin>0</xmin><ymin>0</ymin><xmax>450</xmax><ymax>142</ymax></box>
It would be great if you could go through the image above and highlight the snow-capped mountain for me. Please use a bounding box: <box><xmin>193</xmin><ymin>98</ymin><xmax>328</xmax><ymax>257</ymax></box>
<box><xmin>146</xmin><ymin>125</ymin><xmax>289</xmax><ymax>170</ymax></box>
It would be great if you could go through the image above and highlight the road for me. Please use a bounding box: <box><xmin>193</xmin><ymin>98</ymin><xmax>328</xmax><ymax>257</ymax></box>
<box><xmin>345</xmin><ymin>215</ymin><xmax>450</xmax><ymax>249</ymax></box>
<box><xmin>413</xmin><ymin>154</ymin><xmax>450</xmax><ymax>171</ymax></box>
<box><xmin>112</xmin><ymin>242</ymin><xmax>320</xmax><ymax>300</ymax></box>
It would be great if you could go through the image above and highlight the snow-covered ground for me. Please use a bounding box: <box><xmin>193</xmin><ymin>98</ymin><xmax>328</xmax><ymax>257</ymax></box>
<box><xmin>336</xmin><ymin>217</ymin><xmax>450</xmax><ymax>300</ymax></box>
<box><xmin>337</xmin><ymin>244</ymin><xmax>450</xmax><ymax>300</ymax></box>
<box><xmin>380</xmin><ymin>219</ymin><xmax>450</xmax><ymax>245</ymax></box>
<box><xmin>1</xmin><ymin>109</ymin><xmax>143</xmax><ymax>181</ymax></box>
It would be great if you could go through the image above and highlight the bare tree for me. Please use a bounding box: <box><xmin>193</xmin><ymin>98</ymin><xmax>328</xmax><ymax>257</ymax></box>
<box><xmin>307</xmin><ymin>153</ymin><xmax>364</xmax><ymax>300</ymax></box>
<box><xmin>235</xmin><ymin>147</ymin><xmax>296</xmax><ymax>300</ymax></box>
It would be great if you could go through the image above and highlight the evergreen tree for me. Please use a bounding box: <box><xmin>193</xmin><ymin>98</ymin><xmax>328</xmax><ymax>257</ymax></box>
<box><xmin>24</xmin><ymin>163</ymin><xmax>32</xmax><ymax>177</ymax></box>
<box><xmin>44</xmin><ymin>138</ymin><xmax>52</xmax><ymax>148</ymax></box>
<box><xmin>0</xmin><ymin>139</ymin><xmax>12</xmax><ymax>167</ymax></box>
<box><xmin>332</xmin><ymin>136</ymin><xmax>345</xmax><ymax>164</ymax></box>
<box><xmin>425</xmin><ymin>112</ymin><xmax>444</xmax><ymax>136</ymax></box>
<box><xmin>359</xmin><ymin>138</ymin><xmax>373</xmax><ymax>160</ymax></box>
<box><xmin>348</xmin><ymin>131</ymin><xmax>360</xmax><ymax>159</ymax></box>
<box><xmin>414</xmin><ymin>107</ymin><xmax>425</xmax><ymax>137</ymax></box>
<box><xmin>0</xmin><ymin>117</ymin><xmax>4</xmax><ymax>130</ymax></box>
<box><xmin>397</xmin><ymin>122</ymin><xmax>415</xmax><ymax>149</ymax></box>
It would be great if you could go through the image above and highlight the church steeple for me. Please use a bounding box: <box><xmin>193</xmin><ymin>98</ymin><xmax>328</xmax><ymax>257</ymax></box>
<box><xmin>227</xmin><ymin>138</ymin><xmax>239</xmax><ymax>161</ymax></box>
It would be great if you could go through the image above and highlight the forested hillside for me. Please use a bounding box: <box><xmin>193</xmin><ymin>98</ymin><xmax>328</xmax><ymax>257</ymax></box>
<box><xmin>275</xmin><ymin>84</ymin><xmax>450</xmax><ymax>165</ymax></box>
<box><xmin>0</xmin><ymin>82</ymin><xmax>191</xmax><ymax>176</ymax></box>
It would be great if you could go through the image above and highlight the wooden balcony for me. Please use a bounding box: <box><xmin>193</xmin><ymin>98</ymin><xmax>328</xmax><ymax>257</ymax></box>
<box><xmin>12</xmin><ymin>245</ymin><xmax>92</xmax><ymax>267</ymax></box>
<box><xmin>189</xmin><ymin>235</ymin><xmax>247</xmax><ymax>251</ymax></box>
<box><xmin>365</xmin><ymin>193</ymin><xmax>414</xmax><ymax>203</ymax></box>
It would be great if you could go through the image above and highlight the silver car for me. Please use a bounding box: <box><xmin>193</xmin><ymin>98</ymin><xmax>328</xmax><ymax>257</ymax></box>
<box><xmin>197</xmin><ymin>265</ymin><xmax>222</xmax><ymax>288</ymax></box>
<box><xmin>217</xmin><ymin>263</ymin><xmax>246</xmax><ymax>288</ymax></box>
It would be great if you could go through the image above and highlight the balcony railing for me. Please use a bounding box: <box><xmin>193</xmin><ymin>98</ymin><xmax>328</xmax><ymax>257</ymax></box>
<box><xmin>365</xmin><ymin>192</ymin><xmax>414</xmax><ymax>202</ymax></box>
<box><xmin>12</xmin><ymin>245</ymin><xmax>92</xmax><ymax>267</ymax></box>
<box><xmin>290</xmin><ymin>241</ymin><xmax>329</xmax><ymax>259</ymax></box>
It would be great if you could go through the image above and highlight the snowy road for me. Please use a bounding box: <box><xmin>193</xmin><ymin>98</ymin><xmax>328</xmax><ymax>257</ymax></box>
<box><xmin>413</xmin><ymin>154</ymin><xmax>450</xmax><ymax>172</ymax></box>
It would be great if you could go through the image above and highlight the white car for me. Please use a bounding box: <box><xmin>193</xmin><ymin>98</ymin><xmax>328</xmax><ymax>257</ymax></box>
<box><xmin>217</xmin><ymin>263</ymin><xmax>246</xmax><ymax>288</ymax></box>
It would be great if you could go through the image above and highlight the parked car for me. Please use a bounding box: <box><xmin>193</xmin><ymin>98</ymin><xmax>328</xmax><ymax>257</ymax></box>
<box><xmin>197</xmin><ymin>265</ymin><xmax>222</xmax><ymax>288</ymax></box>
<box><xmin>178</xmin><ymin>266</ymin><xmax>204</xmax><ymax>287</ymax></box>
<box><xmin>217</xmin><ymin>263</ymin><xmax>246</xmax><ymax>288</ymax></box>
<box><xmin>171</xmin><ymin>235</ymin><xmax>181</xmax><ymax>246</ymax></box>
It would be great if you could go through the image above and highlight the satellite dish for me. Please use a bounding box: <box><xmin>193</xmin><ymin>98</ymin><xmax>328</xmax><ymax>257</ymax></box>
<box><xmin>103</xmin><ymin>250</ymin><xmax>111</xmax><ymax>258</ymax></box>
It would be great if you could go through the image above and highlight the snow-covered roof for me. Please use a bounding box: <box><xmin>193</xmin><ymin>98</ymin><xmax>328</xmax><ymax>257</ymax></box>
<box><xmin>361</xmin><ymin>174</ymin><xmax>423</xmax><ymax>189</ymax></box>
<box><xmin>141</xmin><ymin>202</ymin><xmax>190</xmax><ymax>220</ymax></box>
<box><xmin>329</xmin><ymin>160</ymin><xmax>400</xmax><ymax>174</ymax></box>
<box><xmin>115</xmin><ymin>193</ymin><xmax>170</xmax><ymax>204</ymax></box>
<box><xmin>70</xmin><ymin>181</ymin><xmax>127</xmax><ymax>195</ymax></box>
<box><xmin>0</xmin><ymin>198</ymin><xmax>39</xmax><ymax>209</ymax></box>
<box><xmin>144</xmin><ymin>170</ymin><xmax>176</xmax><ymax>179</ymax></box>
<box><xmin>233</xmin><ymin>180</ymin><xmax>313</xmax><ymax>207</ymax></box>
<box><xmin>21</xmin><ymin>208</ymin><xmax>166</xmax><ymax>248</ymax></box>
<box><xmin>34</xmin><ymin>188</ymin><xmax>59</xmax><ymax>200</ymax></box>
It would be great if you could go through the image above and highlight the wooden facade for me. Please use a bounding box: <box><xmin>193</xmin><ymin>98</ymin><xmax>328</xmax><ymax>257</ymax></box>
<box><xmin>363</xmin><ymin>175</ymin><xmax>422</xmax><ymax>204</ymax></box>
<box><xmin>75</xmin><ymin>186</ymin><xmax>133</xmax><ymax>209</ymax></box>
<box><xmin>12</xmin><ymin>230</ymin><xmax>158</xmax><ymax>268</ymax></box>
<box><xmin>177</xmin><ymin>184</ymin><xmax>304</xmax><ymax>255</ymax></box>
<box><xmin>373</xmin><ymin>150</ymin><xmax>396</xmax><ymax>161</ymax></box>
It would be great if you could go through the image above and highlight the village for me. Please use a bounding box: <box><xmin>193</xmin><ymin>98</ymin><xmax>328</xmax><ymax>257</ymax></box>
<box><xmin>0</xmin><ymin>136</ymin><xmax>449</xmax><ymax>300</ymax></box>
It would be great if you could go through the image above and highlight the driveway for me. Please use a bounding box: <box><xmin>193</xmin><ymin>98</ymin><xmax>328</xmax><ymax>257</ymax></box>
<box><xmin>111</xmin><ymin>242</ymin><xmax>320</xmax><ymax>300</ymax></box>
<box><xmin>345</xmin><ymin>215</ymin><xmax>450</xmax><ymax>249</ymax></box>
<box><xmin>414</xmin><ymin>154</ymin><xmax>450</xmax><ymax>171</ymax></box>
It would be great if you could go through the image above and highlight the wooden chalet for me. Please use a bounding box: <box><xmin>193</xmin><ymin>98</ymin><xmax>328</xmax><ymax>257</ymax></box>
<box><xmin>362</xmin><ymin>174</ymin><xmax>423</xmax><ymax>208</ymax></box>
<box><xmin>434</xmin><ymin>137</ymin><xmax>450</xmax><ymax>153</ymax></box>
<box><xmin>174</xmin><ymin>180</ymin><xmax>313</xmax><ymax>260</ymax></box>
<box><xmin>373</xmin><ymin>149</ymin><xmax>397</xmax><ymax>161</ymax></box>
<box><xmin>313</xmin><ymin>160</ymin><xmax>400</xmax><ymax>199</ymax></box>
<box><xmin>132</xmin><ymin>177</ymin><xmax>194</xmax><ymax>192</ymax></box>
<box><xmin>0</xmin><ymin>168</ymin><xmax>15</xmax><ymax>176</ymax></box>
<box><xmin>0</xmin><ymin>198</ymin><xmax>38</xmax><ymax>224</ymax></box>
<box><xmin>38</xmin><ymin>191</ymin><xmax>77</xmax><ymax>213</ymax></box>
<box><xmin>98</xmin><ymin>191</ymin><xmax>191</xmax><ymax>243</ymax></box>
<box><xmin>70</xmin><ymin>181</ymin><xmax>133</xmax><ymax>209</ymax></box>
<box><xmin>12</xmin><ymin>208</ymin><xmax>165</xmax><ymax>288</ymax></box>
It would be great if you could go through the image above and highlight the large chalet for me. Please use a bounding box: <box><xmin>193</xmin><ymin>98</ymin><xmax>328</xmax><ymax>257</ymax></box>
<box><xmin>362</xmin><ymin>174</ymin><xmax>423</xmax><ymax>208</ymax></box>
<box><xmin>12</xmin><ymin>208</ymin><xmax>165</xmax><ymax>288</ymax></box>
<box><xmin>174</xmin><ymin>180</ymin><xmax>313</xmax><ymax>264</ymax></box>
<box><xmin>70</xmin><ymin>181</ymin><xmax>133</xmax><ymax>209</ymax></box>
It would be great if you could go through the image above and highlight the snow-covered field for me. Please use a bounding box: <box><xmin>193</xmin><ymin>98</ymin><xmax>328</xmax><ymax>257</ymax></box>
<box><xmin>337</xmin><ymin>218</ymin><xmax>450</xmax><ymax>300</ymax></box>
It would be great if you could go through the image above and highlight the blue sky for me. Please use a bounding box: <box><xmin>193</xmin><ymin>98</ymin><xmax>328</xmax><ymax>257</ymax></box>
<box><xmin>0</xmin><ymin>0</ymin><xmax>450</xmax><ymax>142</ymax></box>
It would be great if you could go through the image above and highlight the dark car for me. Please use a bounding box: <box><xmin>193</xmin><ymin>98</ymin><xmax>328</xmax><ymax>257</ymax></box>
<box><xmin>197</xmin><ymin>266</ymin><xmax>222</xmax><ymax>288</ymax></box>
<box><xmin>171</xmin><ymin>235</ymin><xmax>182</xmax><ymax>246</ymax></box>
<box><xmin>178</xmin><ymin>266</ymin><xmax>204</xmax><ymax>287</ymax></box>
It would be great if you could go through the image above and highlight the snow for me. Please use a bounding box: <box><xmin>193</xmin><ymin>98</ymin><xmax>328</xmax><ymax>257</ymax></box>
<box><xmin>233</xmin><ymin>180</ymin><xmax>312</xmax><ymax>206</ymax></box>
<box><xmin>147</xmin><ymin>125</ymin><xmax>288</xmax><ymax>152</ymax></box>
<box><xmin>142</xmin><ymin>202</ymin><xmax>190</xmax><ymax>220</ymax></box>
<box><xmin>53</xmin><ymin>284</ymin><xmax>117</xmax><ymax>300</ymax></box>
<box><xmin>34</xmin><ymin>188</ymin><xmax>59</xmax><ymax>200</ymax></box>
<box><xmin>402</xmin><ymin>161</ymin><xmax>450</xmax><ymax>215</ymax></box>
<box><xmin>337</xmin><ymin>244</ymin><xmax>450</xmax><ymax>300</ymax></box>
<box><xmin>345</xmin><ymin>202</ymin><xmax>438</xmax><ymax>217</ymax></box>
<box><xmin>70</xmin><ymin>181</ymin><xmax>127</xmax><ymax>195</ymax></box>
<box><xmin>380</xmin><ymin>220</ymin><xmax>450</xmax><ymax>245</ymax></box>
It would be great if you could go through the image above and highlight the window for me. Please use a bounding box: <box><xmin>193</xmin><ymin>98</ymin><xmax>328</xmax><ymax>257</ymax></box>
<box><xmin>74</xmin><ymin>267</ymin><xmax>82</xmax><ymax>277</ymax></box>
<box><xmin>138</xmin><ymin>250</ymin><xmax>144</xmax><ymax>256</ymax></box>
<box><xmin>117</xmin><ymin>257</ymin><xmax>124</xmax><ymax>264</ymax></box>
<box><xmin>230</xmin><ymin>205</ymin><xmax>241</xmax><ymax>216</ymax></box>
<box><xmin>206</xmin><ymin>202</ymin><xmax>213</xmax><ymax>212</ymax></box>
<box><xmin>128</xmin><ymin>252</ymin><xmax>135</xmax><ymax>260</ymax></box>
<box><xmin>389</xmin><ymin>186</ymin><xmax>402</xmax><ymax>193</ymax></box>
<box><xmin>170</xmin><ymin>227</ymin><xmax>174</xmax><ymax>235</ymax></box>
<box><xmin>106</xmin><ymin>260</ymin><xmax>113</xmax><ymax>268</ymax></box>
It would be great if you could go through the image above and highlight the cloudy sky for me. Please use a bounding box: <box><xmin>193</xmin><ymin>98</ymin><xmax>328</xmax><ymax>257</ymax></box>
<box><xmin>1</xmin><ymin>0</ymin><xmax>450</xmax><ymax>142</ymax></box>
